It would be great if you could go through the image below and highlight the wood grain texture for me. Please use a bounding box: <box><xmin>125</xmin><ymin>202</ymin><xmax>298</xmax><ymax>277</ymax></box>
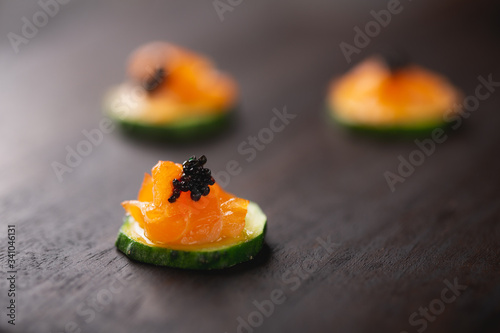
<box><xmin>0</xmin><ymin>1</ymin><xmax>499</xmax><ymax>332</ymax></box>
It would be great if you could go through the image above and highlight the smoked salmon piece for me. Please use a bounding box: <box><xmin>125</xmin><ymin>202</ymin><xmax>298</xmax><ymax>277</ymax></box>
<box><xmin>122</xmin><ymin>160</ymin><xmax>248</xmax><ymax>245</ymax></box>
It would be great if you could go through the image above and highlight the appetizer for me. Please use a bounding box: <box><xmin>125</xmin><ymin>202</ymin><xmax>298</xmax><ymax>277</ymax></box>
<box><xmin>327</xmin><ymin>56</ymin><xmax>462</xmax><ymax>134</ymax></box>
<box><xmin>104</xmin><ymin>42</ymin><xmax>237</xmax><ymax>140</ymax></box>
<box><xmin>116</xmin><ymin>156</ymin><xmax>267</xmax><ymax>269</ymax></box>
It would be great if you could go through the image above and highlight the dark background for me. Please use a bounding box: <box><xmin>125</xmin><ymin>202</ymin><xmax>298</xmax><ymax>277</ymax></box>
<box><xmin>1</xmin><ymin>1</ymin><xmax>499</xmax><ymax>332</ymax></box>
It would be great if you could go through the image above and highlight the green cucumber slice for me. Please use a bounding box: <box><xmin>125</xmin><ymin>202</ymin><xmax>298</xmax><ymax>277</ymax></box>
<box><xmin>104</xmin><ymin>86</ymin><xmax>235</xmax><ymax>141</ymax></box>
<box><xmin>115</xmin><ymin>201</ymin><xmax>267</xmax><ymax>269</ymax></box>
<box><xmin>111</xmin><ymin>109</ymin><xmax>234</xmax><ymax>141</ymax></box>
<box><xmin>326</xmin><ymin>105</ymin><xmax>450</xmax><ymax>137</ymax></box>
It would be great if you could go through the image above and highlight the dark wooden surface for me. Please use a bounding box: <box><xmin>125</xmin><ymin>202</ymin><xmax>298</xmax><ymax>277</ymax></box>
<box><xmin>1</xmin><ymin>1</ymin><xmax>500</xmax><ymax>332</ymax></box>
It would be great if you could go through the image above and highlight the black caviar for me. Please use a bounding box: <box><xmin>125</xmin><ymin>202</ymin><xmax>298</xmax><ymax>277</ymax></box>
<box><xmin>143</xmin><ymin>67</ymin><xmax>167</xmax><ymax>92</ymax></box>
<box><xmin>383</xmin><ymin>48</ymin><xmax>409</xmax><ymax>73</ymax></box>
<box><xmin>168</xmin><ymin>155</ymin><xmax>216</xmax><ymax>203</ymax></box>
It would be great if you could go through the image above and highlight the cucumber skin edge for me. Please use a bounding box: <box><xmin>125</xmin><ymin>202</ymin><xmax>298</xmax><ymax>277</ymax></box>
<box><xmin>325</xmin><ymin>104</ymin><xmax>451</xmax><ymax>137</ymax></box>
<box><xmin>108</xmin><ymin>107</ymin><xmax>236</xmax><ymax>142</ymax></box>
<box><xmin>115</xmin><ymin>219</ymin><xmax>267</xmax><ymax>270</ymax></box>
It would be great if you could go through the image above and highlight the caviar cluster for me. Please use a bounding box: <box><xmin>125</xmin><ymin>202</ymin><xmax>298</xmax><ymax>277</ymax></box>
<box><xmin>168</xmin><ymin>155</ymin><xmax>216</xmax><ymax>203</ymax></box>
<box><xmin>143</xmin><ymin>67</ymin><xmax>167</xmax><ymax>92</ymax></box>
<box><xmin>384</xmin><ymin>50</ymin><xmax>409</xmax><ymax>72</ymax></box>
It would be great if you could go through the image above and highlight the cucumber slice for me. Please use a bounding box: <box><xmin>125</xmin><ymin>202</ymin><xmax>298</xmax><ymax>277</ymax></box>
<box><xmin>104</xmin><ymin>87</ymin><xmax>235</xmax><ymax>141</ymax></box>
<box><xmin>115</xmin><ymin>201</ymin><xmax>267</xmax><ymax>269</ymax></box>
<box><xmin>110</xmin><ymin>109</ymin><xmax>234</xmax><ymax>141</ymax></box>
<box><xmin>327</xmin><ymin>105</ymin><xmax>450</xmax><ymax>137</ymax></box>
